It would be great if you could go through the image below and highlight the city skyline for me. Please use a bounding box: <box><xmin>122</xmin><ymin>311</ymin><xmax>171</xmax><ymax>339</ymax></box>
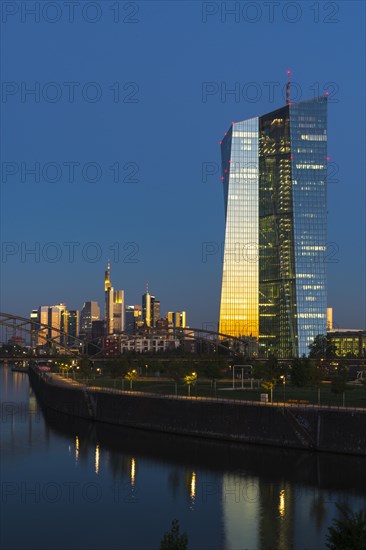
<box><xmin>1</xmin><ymin>4</ymin><xmax>365</xmax><ymax>550</ymax></box>
<box><xmin>25</xmin><ymin>261</ymin><xmax>188</xmax><ymax>345</ymax></box>
<box><xmin>1</xmin><ymin>3</ymin><xmax>365</xmax><ymax>332</ymax></box>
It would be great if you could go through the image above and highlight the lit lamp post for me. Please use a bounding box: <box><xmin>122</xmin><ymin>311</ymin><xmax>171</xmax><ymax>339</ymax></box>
<box><xmin>185</xmin><ymin>372</ymin><xmax>197</xmax><ymax>397</ymax></box>
<box><xmin>125</xmin><ymin>369</ymin><xmax>137</xmax><ymax>390</ymax></box>
<box><xmin>280</xmin><ymin>375</ymin><xmax>286</xmax><ymax>404</ymax></box>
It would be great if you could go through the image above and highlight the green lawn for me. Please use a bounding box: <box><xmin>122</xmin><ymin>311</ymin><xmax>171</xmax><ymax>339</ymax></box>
<box><xmin>79</xmin><ymin>377</ymin><xmax>366</xmax><ymax>408</ymax></box>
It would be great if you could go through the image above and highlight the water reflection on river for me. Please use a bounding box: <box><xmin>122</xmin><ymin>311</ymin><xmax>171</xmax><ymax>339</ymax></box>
<box><xmin>1</xmin><ymin>365</ymin><xmax>365</xmax><ymax>550</ymax></box>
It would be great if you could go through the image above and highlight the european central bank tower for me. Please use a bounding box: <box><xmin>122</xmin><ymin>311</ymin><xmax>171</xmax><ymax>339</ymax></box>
<box><xmin>219</xmin><ymin>96</ymin><xmax>327</xmax><ymax>358</ymax></box>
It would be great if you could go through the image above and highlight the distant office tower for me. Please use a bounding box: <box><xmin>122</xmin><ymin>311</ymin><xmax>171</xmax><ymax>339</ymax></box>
<box><xmin>30</xmin><ymin>309</ymin><xmax>38</xmax><ymax>347</ymax></box>
<box><xmin>326</xmin><ymin>307</ymin><xmax>333</xmax><ymax>330</ymax></box>
<box><xmin>142</xmin><ymin>285</ymin><xmax>151</xmax><ymax>327</ymax></box>
<box><xmin>219</xmin><ymin>92</ymin><xmax>328</xmax><ymax>357</ymax></box>
<box><xmin>113</xmin><ymin>290</ymin><xmax>125</xmax><ymax>333</ymax></box>
<box><xmin>125</xmin><ymin>305</ymin><xmax>143</xmax><ymax>333</ymax></box>
<box><xmin>167</xmin><ymin>311</ymin><xmax>187</xmax><ymax>329</ymax></box>
<box><xmin>68</xmin><ymin>310</ymin><xmax>79</xmax><ymax>346</ymax></box>
<box><xmin>54</xmin><ymin>303</ymin><xmax>67</xmax><ymax>346</ymax></box>
<box><xmin>92</xmin><ymin>320</ymin><xmax>106</xmax><ymax>340</ymax></box>
<box><xmin>35</xmin><ymin>304</ymin><xmax>67</xmax><ymax>346</ymax></box>
<box><xmin>175</xmin><ymin>311</ymin><xmax>186</xmax><ymax>329</ymax></box>
<box><xmin>47</xmin><ymin>305</ymin><xmax>60</xmax><ymax>344</ymax></box>
<box><xmin>80</xmin><ymin>301</ymin><xmax>100</xmax><ymax>339</ymax></box>
<box><xmin>37</xmin><ymin>306</ymin><xmax>49</xmax><ymax>345</ymax></box>
<box><xmin>150</xmin><ymin>296</ymin><xmax>161</xmax><ymax>328</ymax></box>
<box><xmin>105</xmin><ymin>262</ymin><xmax>114</xmax><ymax>334</ymax></box>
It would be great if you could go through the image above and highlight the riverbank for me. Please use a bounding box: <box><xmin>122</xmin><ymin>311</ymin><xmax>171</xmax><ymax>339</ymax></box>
<box><xmin>29</xmin><ymin>367</ymin><xmax>366</xmax><ymax>456</ymax></box>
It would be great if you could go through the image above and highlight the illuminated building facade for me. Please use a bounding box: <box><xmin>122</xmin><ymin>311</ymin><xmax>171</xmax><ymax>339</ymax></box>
<box><xmin>142</xmin><ymin>287</ymin><xmax>151</xmax><ymax>327</ymax></box>
<box><xmin>150</xmin><ymin>295</ymin><xmax>160</xmax><ymax>328</ymax></box>
<box><xmin>219</xmin><ymin>96</ymin><xmax>328</xmax><ymax>357</ymax></box>
<box><xmin>34</xmin><ymin>303</ymin><xmax>67</xmax><ymax>346</ymax></box>
<box><xmin>104</xmin><ymin>263</ymin><xmax>125</xmax><ymax>334</ymax></box>
<box><xmin>113</xmin><ymin>290</ymin><xmax>125</xmax><ymax>333</ymax></box>
<box><xmin>67</xmin><ymin>310</ymin><xmax>79</xmax><ymax>346</ymax></box>
<box><xmin>326</xmin><ymin>307</ymin><xmax>333</xmax><ymax>330</ymax></box>
<box><xmin>219</xmin><ymin>117</ymin><xmax>259</xmax><ymax>341</ymax></box>
<box><xmin>125</xmin><ymin>305</ymin><xmax>143</xmax><ymax>333</ymax></box>
<box><xmin>167</xmin><ymin>311</ymin><xmax>187</xmax><ymax>329</ymax></box>
<box><xmin>327</xmin><ymin>329</ymin><xmax>366</xmax><ymax>357</ymax></box>
<box><xmin>80</xmin><ymin>301</ymin><xmax>100</xmax><ymax>339</ymax></box>
<box><xmin>30</xmin><ymin>309</ymin><xmax>39</xmax><ymax>347</ymax></box>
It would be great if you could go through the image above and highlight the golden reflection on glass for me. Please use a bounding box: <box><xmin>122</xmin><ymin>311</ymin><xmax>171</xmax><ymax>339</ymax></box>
<box><xmin>75</xmin><ymin>436</ymin><xmax>79</xmax><ymax>464</ymax></box>
<box><xmin>130</xmin><ymin>458</ymin><xmax>136</xmax><ymax>488</ymax></box>
<box><xmin>95</xmin><ymin>444</ymin><xmax>100</xmax><ymax>475</ymax></box>
<box><xmin>219</xmin><ymin>118</ymin><xmax>259</xmax><ymax>339</ymax></box>
<box><xmin>278</xmin><ymin>488</ymin><xmax>286</xmax><ymax>518</ymax></box>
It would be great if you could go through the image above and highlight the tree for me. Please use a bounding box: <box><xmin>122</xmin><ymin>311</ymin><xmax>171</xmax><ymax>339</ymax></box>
<box><xmin>309</xmin><ymin>334</ymin><xmax>336</xmax><ymax>360</ymax></box>
<box><xmin>147</xmin><ymin>359</ymin><xmax>163</xmax><ymax>375</ymax></box>
<box><xmin>331</xmin><ymin>374</ymin><xmax>347</xmax><ymax>395</ymax></box>
<box><xmin>252</xmin><ymin>361</ymin><xmax>267</xmax><ymax>380</ymax></box>
<box><xmin>260</xmin><ymin>355</ymin><xmax>278</xmax><ymax>403</ymax></box>
<box><xmin>309</xmin><ymin>360</ymin><xmax>324</xmax><ymax>387</ymax></box>
<box><xmin>326</xmin><ymin>503</ymin><xmax>366</xmax><ymax>549</ymax></box>
<box><xmin>79</xmin><ymin>357</ymin><xmax>92</xmax><ymax>377</ymax></box>
<box><xmin>291</xmin><ymin>357</ymin><xmax>310</xmax><ymax>387</ymax></box>
<box><xmin>160</xmin><ymin>519</ymin><xmax>188</xmax><ymax>550</ymax></box>
<box><xmin>200</xmin><ymin>359</ymin><xmax>225</xmax><ymax>381</ymax></box>
<box><xmin>167</xmin><ymin>361</ymin><xmax>190</xmax><ymax>383</ymax></box>
<box><xmin>109</xmin><ymin>357</ymin><xmax>130</xmax><ymax>379</ymax></box>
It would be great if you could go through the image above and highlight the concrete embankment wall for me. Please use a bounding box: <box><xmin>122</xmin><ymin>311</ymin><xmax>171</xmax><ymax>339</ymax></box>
<box><xmin>29</xmin><ymin>368</ymin><xmax>366</xmax><ymax>456</ymax></box>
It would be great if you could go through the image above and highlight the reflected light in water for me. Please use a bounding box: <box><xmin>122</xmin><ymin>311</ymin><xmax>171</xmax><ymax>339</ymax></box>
<box><xmin>95</xmin><ymin>444</ymin><xmax>100</xmax><ymax>475</ymax></box>
<box><xmin>279</xmin><ymin>488</ymin><xmax>286</xmax><ymax>518</ymax></box>
<box><xmin>75</xmin><ymin>436</ymin><xmax>79</xmax><ymax>464</ymax></box>
<box><xmin>190</xmin><ymin>471</ymin><xmax>196</xmax><ymax>500</ymax></box>
<box><xmin>130</xmin><ymin>458</ymin><xmax>136</xmax><ymax>487</ymax></box>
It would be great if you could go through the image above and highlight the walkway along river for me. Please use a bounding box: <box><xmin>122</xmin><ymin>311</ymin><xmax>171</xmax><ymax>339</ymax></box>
<box><xmin>29</xmin><ymin>367</ymin><xmax>366</xmax><ymax>456</ymax></box>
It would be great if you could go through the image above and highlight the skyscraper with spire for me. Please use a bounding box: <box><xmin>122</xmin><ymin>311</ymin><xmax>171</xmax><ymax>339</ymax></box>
<box><xmin>104</xmin><ymin>262</ymin><xmax>125</xmax><ymax>334</ymax></box>
<box><xmin>105</xmin><ymin>262</ymin><xmax>114</xmax><ymax>334</ymax></box>
<box><xmin>142</xmin><ymin>282</ymin><xmax>151</xmax><ymax>327</ymax></box>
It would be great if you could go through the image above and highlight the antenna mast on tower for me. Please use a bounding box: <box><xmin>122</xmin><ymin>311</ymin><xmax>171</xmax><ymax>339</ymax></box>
<box><xmin>286</xmin><ymin>69</ymin><xmax>291</xmax><ymax>105</ymax></box>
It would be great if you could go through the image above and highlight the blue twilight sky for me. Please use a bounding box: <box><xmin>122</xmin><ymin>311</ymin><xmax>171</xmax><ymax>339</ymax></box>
<box><xmin>0</xmin><ymin>0</ymin><xmax>365</xmax><ymax>330</ymax></box>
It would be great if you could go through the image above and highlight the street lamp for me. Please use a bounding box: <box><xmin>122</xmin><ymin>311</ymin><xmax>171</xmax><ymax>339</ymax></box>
<box><xmin>280</xmin><ymin>375</ymin><xmax>286</xmax><ymax>403</ymax></box>
<box><xmin>185</xmin><ymin>372</ymin><xmax>197</xmax><ymax>397</ymax></box>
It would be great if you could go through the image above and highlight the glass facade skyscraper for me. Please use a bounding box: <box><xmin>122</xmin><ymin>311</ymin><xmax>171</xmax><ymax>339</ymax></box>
<box><xmin>219</xmin><ymin>96</ymin><xmax>327</xmax><ymax>357</ymax></box>
<box><xmin>219</xmin><ymin>117</ymin><xmax>259</xmax><ymax>339</ymax></box>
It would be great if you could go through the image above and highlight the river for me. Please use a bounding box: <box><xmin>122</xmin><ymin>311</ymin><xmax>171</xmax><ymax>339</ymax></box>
<box><xmin>1</xmin><ymin>364</ymin><xmax>365</xmax><ymax>550</ymax></box>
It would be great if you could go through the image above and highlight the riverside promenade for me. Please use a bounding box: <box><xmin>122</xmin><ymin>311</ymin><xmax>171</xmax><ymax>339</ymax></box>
<box><xmin>29</xmin><ymin>367</ymin><xmax>366</xmax><ymax>456</ymax></box>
